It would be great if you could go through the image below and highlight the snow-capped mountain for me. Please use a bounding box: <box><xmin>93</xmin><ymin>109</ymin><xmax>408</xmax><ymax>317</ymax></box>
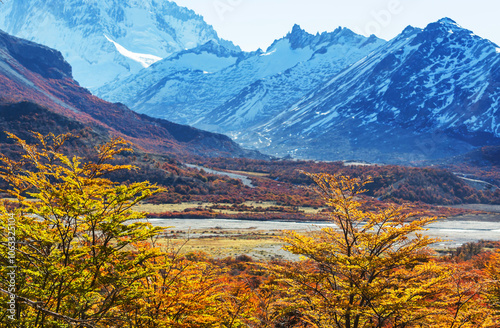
<box><xmin>0</xmin><ymin>0</ymin><xmax>238</xmax><ymax>89</ymax></box>
<box><xmin>97</xmin><ymin>24</ymin><xmax>385</xmax><ymax>128</ymax></box>
<box><xmin>201</xmin><ymin>26</ymin><xmax>385</xmax><ymax>134</ymax></box>
<box><xmin>246</xmin><ymin>18</ymin><xmax>500</xmax><ymax>162</ymax></box>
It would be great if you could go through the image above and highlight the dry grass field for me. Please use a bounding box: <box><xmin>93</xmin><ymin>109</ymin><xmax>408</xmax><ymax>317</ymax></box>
<box><xmin>156</xmin><ymin>230</ymin><xmax>289</xmax><ymax>260</ymax></box>
<box><xmin>134</xmin><ymin>201</ymin><xmax>326</xmax><ymax>215</ymax></box>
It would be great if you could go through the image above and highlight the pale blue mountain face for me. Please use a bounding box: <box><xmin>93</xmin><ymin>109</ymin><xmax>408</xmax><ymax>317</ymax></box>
<box><xmin>0</xmin><ymin>0</ymin><xmax>238</xmax><ymax>89</ymax></box>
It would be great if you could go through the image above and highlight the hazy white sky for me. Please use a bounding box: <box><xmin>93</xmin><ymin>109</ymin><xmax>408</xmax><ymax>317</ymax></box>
<box><xmin>173</xmin><ymin>0</ymin><xmax>500</xmax><ymax>51</ymax></box>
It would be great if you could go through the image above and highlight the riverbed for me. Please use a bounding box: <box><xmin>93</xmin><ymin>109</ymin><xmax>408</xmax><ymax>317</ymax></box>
<box><xmin>184</xmin><ymin>164</ymin><xmax>255</xmax><ymax>187</ymax></box>
<box><xmin>146</xmin><ymin>218</ymin><xmax>500</xmax><ymax>248</ymax></box>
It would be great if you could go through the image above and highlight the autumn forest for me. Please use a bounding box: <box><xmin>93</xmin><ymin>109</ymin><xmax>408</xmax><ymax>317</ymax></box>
<box><xmin>0</xmin><ymin>133</ymin><xmax>499</xmax><ymax>327</ymax></box>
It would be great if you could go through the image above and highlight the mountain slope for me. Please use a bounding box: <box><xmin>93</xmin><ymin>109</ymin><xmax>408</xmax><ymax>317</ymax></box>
<box><xmin>0</xmin><ymin>0</ymin><xmax>238</xmax><ymax>89</ymax></box>
<box><xmin>246</xmin><ymin>18</ymin><xmax>500</xmax><ymax>162</ymax></box>
<box><xmin>0</xmin><ymin>28</ymin><xmax>254</xmax><ymax>159</ymax></box>
<box><xmin>96</xmin><ymin>39</ymin><xmax>250</xmax><ymax>124</ymax></box>
<box><xmin>97</xmin><ymin>25</ymin><xmax>385</xmax><ymax>129</ymax></box>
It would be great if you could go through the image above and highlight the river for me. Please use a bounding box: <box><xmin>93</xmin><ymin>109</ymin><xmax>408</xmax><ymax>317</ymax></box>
<box><xmin>145</xmin><ymin>218</ymin><xmax>500</xmax><ymax>248</ymax></box>
<box><xmin>184</xmin><ymin>164</ymin><xmax>255</xmax><ymax>187</ymax></box>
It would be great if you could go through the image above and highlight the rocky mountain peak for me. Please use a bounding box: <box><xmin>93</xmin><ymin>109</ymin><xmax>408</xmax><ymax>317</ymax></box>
<box><xmin>285</xmin><ymin>24</ymin><xmax>315</xmax><ymax>49</ymax></box>
<box><xmin>420</xmin><ymin>17</ymin><xmax>469</xmax><ymax>39</ymax></box>
<box><xmin>437</xmin><ymin>17</ymin><xmax>461</xmax><ymax>27</ymax></box>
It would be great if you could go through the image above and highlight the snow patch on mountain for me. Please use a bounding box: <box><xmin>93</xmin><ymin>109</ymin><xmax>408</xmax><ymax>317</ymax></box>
<box><xmin>104</xmin><ymin>35</ymin><xmax>162</xmax><ymax>68</ymax></box>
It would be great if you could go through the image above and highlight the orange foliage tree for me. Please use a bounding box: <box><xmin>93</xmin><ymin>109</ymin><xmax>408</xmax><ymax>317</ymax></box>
<box><xmin>486</xmin><ymin>251</ymin><xmax>500</xmax><ymax>315</ymax></box>
<box><xmin>0</xmin><ymin>132</ymin><xmax>164</xmax><ymax>327</ymax></box>
<box><xmin>270</xmin><ymin>173</ymin><xmax>496</xmax><ymax>327</ymax></box>
<box><xmin>0</xmin><ymin>132</ymin><xmax>257</xmax><ymax>327</ymax></box>
<box><xmin>116</xmin><ymin>250</ymin><xmax>256</xmax><ymax>327</ymax></box>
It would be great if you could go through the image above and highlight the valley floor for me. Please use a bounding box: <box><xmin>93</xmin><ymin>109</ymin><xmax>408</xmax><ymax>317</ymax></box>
<box><xmin>137</xmin><ymin>209</ymin><xmax>500</xmax><ymax>260</ymax></box>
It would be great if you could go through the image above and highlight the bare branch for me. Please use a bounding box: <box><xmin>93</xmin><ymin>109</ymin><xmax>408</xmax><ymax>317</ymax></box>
<box><xmin>0</xmin><ymin>287</ymin><xmax>97</xmax><ymax>328</ymax></box>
